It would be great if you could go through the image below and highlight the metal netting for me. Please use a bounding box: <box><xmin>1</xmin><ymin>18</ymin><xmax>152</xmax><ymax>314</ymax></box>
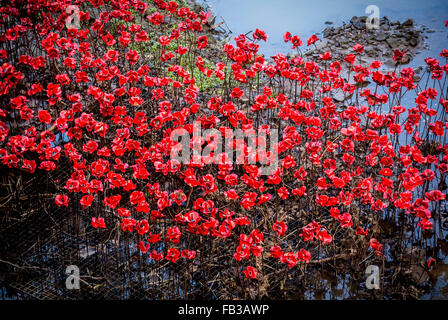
<box><xmin>1</xmin><ymin>163</ymin><xmax>441</xmax><ymax>300</ymax></box>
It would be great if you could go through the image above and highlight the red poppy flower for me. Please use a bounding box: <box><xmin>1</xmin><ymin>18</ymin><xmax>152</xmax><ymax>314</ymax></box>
<box><xmin>393</xmin><ymin>49</ymin><xmax>408</xmax><ymax>62</ymax></box>
<box><xmin>356</xmin><ymin>227</ymin><xmax>369</xmax><ymax>236</ymax></box>
<box><xmin>253</xmin><ymin>29</ymin><xmax>268</xmax><ymax>41</ymax></box>
<box><xmin>55</xmin><ymin>194</ymin><xmax>69</xmax><ymax>207</ymax></box>
<box><xmin>166</xmin><ymin>248</ymin><xmax>181</xmax><ymax>263</ymax></box>
<box><xmin>273</xmin><ymin>220</ymin><xmax>287</xmax><ymax>236</ymax></box>
<box><xmin>296</xmin><ymin>249</ymin><xmax>310</xmax><ymax>262</ymax></box>
<box><xmin>38</xmin><ymin>110</ymin><xmax>52</xmax><ymax>124</ymax></box>
<box><xmin>104</xmin><ymin>195</ymin><xmax>121</xmax><ymax>209</ymax></box>
<box><xmin>427</xmin><ymin>257</ymin><xmax>436</xmax><ymax>269</ymax></box>
<box><xmin>158</xmin><ymin>35</ymin><xmax>170</xmax><ymax>46</ymax></box>
<box><xmin>182</xmin><ymin>250</ymin><xmax>196</xmax><ymax>259</ymax></box>
<box><xmin>197</xmin><ymin>35</ymin><xmax>208</xmax><ymax>49</ymax></box>
<box><xmin>317</xmin><ymin>229</ymin><xmax>333</xmax><ymax>244</ymax></box>
<box><xmin>418</xmin><ymin>219</ymin><xmax>433</xmax><ymax>230</ymax></box>
<box><xmin>150</xmin><ymin>250</ymin><xmax>164</xmax><ymax>261</ymax></box>
<box><xmin>307</xmin><ymin>34</ymin><xmax>319</xmax><ymax>46</ymax></box>
<box><xmin>290</xmin><ymin>35</ymin><xmax>302</xmax><ymax>49</ymax></box>
<box><xmin>136</xmin><ymin>241</ymin><xmax>150</xmax><ymax>253</ymax></box>
<box><xmin>280</xmin><ymin>252</ymin><xmax>298</xmax><ymax>267</ymax></box>
<box><xmin>80</xmin><ymin>195</ymin><xmax>94</xmax><ymax>209</ymax></box>
<box><xmin>125</xmin><ymin>50</ymin><xmax>139</xmax><ymax>65</ymax></box>
<box><xmin>102</xmin><ymin>34</ymin><xmax>116</xmax><ymax>46</ymax></box>
<box><xmin>270</xmin><ymin>246</ymin><xmax>284</xmax><ymax>259</ymax></box>
<box><xmin>230</xmin><ymin>87</ymin><xmax>244</xmax><ymax>99</ymax></box>
<box><xmin>353</xmin><ymin>43</ymin><xmax>364</xmax><ymax>54</ymax></box>
<box><xmin>224</xmin><ymin>189</ymin><xmax>239</xmax><ymax>200</ymax></box>
<box><xmin>277</xmin><ymin>187</ymin><xmax>289</xmax><ymax>199</ymax></box>
<box><xmin>242</xmin><ymin>266</ymin><xmax>257</xmax><ymax>279</ymax></box>
<box><xmin>92</xmin><ymin>217</ymin><xmax>106</xmax><ymax>229</ymax></box>
<box><xmin>21</xmin><ymin>159</ymin><xmax>36</xmax><ymax>173</ymax></box>
<box><xmin>337</xmin><ymin>212</ymin><xmax>353</xmax><ymax>228</ymax></box>
<box><xmin>369</xmin><ymin>238</ymin><xmax>383</xmax><ymax>252</ymax></box>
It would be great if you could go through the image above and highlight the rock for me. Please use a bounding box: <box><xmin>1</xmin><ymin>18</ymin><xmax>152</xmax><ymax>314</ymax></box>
<box><xmin>350</xmin><ymin>16</ymin><xmax>366</xmax><ymax>30</ymax></box>
<box><xmin>409</xmin><ymin>37</ymin><xmax>418</xmax><ymax>47</ymax></box>
<box><xmin>305</xmin><ymin>16</ymin><xmax>424</xmax><ymax>72</ymax></box>
<box><xmin>407</xmin><ymin>29</ymin><xmax>421</xmax><ymax>38</ymax></box>
<box><xmin>365</xmin><ymin>48</ymin><xmax>376</xmax><ymax>57</ymax></box>
<box><xmin>386</xmin><ymin>36</ymin><xmax>402</xmax><ymax>48</ymax></box>
<box><xmin>380</xmin><ymin>19</ymin><xmax>391</xmax><ymax>31</ymax></box>
<box><xmin>402</xmin><ymin>18</ymin><xmax>414</xmax><ymax>28</ymax></box>
<box><xmin>376</xmin><ymin>32</ymin><xmax>388</xmax><ymax>41</ymax></box>
<box><xmin>322</xmin><ymin>27</ymin><xmax>335</xmax><ymax>38</ymax></box>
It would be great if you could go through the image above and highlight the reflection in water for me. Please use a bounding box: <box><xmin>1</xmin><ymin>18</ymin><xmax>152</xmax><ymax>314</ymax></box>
<box><xmin>423</xmin><ymin>257</ymin><xmax>448</xmax><ymax>299</ymax></box>
<box><xmin>201</xmin><ymin>0</ymin><xmax>448</xmax><ymax>65</ymax></box>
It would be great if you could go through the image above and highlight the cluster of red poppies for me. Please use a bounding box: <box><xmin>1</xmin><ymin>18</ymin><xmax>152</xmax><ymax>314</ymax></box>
<box><xmin>0</xmin><ymin>0</ymin><xmax>447</xmax><ymax>280</ymax></box>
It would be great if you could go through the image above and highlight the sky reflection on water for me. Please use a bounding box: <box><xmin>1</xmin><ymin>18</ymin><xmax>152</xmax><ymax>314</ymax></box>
<box><xmin>201</xmin><ymin>0</ymin><xmax>448</xmax><ymax>65</ymax></box>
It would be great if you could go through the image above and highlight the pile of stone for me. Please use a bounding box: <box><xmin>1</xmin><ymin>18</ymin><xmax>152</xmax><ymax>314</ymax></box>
<box><xmin>305</xmin><ymin>16</ymin><xmax>428</xmax><ymax>69</ymax></box>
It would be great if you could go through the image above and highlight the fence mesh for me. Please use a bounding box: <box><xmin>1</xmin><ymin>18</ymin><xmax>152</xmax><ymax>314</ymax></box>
<box><xmin>1</xmin><ymin>162</ymin><xmax>441</xmax><ymax>300</ymax></box>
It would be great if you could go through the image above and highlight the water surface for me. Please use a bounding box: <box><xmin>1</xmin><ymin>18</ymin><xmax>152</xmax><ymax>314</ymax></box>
<box><xmin>202</xmin><ymin>0</ymin><xmax>448</xmax><ymax>66</ymax></box>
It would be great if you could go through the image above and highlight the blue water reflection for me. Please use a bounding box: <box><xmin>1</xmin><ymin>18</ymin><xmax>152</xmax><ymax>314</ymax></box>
<box><xmin>202</xmin><ymin>0</ymin><xmax>448</xmax><ymax>66</ymax></box>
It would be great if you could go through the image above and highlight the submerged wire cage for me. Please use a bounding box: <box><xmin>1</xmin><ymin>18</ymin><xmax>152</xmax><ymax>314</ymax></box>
<box><xmin>1</xmin><ymin>161</ymin><xmax>445</xmax><ymax>300</ymax></box>
<box><xmin>0</xmin><ymin>164</ymin><xmax>338</xmax><ymax>300</ymax></box>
